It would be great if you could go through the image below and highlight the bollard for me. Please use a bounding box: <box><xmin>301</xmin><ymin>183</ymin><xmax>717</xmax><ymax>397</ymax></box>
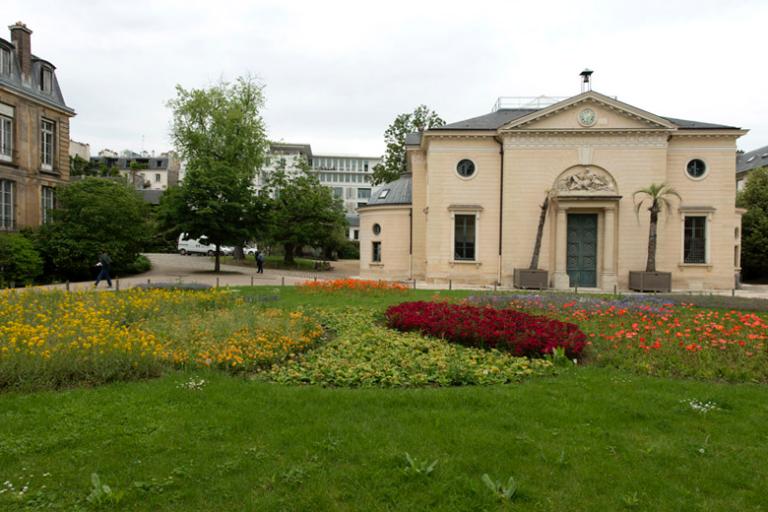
<box><xmin>314</xmin><ymin>275</ymin><xmax>317</xmax><ymax>282</ymax></box>
<box><xmin>147</xmin><ymin>278</ymin><xmax>151</xmax><ymax>285</ymax></box>
<box><xmin>216</xmin><ymin>277</ymin><xmax>220</xmax><ymax>288</ymax></box>
<box><xmin>575</xmin><ymin>286</ymin><xmax>578</xmax><ymax>294</ymax></box>
<box><xmin>732</xmin><ymin>288</ymin><xmax>735</xmax><ymax>297</ymax></box>
<box><xmin>493</xmin><ymin>281</ymin><xmax>497</xmax><ymax>293</ymax></box>
<box><xmin>281</xmin><ymin>276</ymin><xmax>285</xmax><ymax>287</ymax></box>
<box><xmin>66</xmin><ymin>280</ymin><xmax>70</xmax><ymax>292</ymax></box>
<box><xmin>449</xmin><ymin>279</ymin><xmax>452</xmax><ymax>291</ymax></box>
<box><xmin>413</xmin><ymin>279</ymin><xmax>416</xmax><ymax>290</ymax></box>
<box><xmin>250</xmin><ymin>275</ymin><xmax>254</xmax><ymax>286</ymax></box>
<box><xmin>116</xmin><ymin>277</ymin><xmax>120</xmax><ymax>291</ymax></box>
<box><xmin>613</xmin><ymin>284</ymin><xmax>617</xmax><ymax>296</ymax></box>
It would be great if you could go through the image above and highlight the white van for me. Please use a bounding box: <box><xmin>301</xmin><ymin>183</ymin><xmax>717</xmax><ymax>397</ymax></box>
<box><xmin>177</xmin><ymin>234</ymin><xmax>234</xmax><ymax>256</ymax></box>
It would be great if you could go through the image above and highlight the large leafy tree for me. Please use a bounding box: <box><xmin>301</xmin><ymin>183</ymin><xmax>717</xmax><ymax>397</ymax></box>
<box><xmin>372</xmin><ymin>105</ymin><xmax>445</xmax><ymax>185</ymax></box>
<box><xmin>166</xmin><ymin>76</ymin><xmax>269</xmax><ymax>272</ymax></box>
<box><xmin>633</xmin><ymin>183</ymin><xmax>681</xmax><ymax>272</ymax></box>
<box><xmin>36</xmin><ymin>178</ymin><xmax>150</xmax><ymax>279</ymax></box>
<box><xmin>265</xmin><ymin>157</ymin><xmax>347</xmax><ymax>265</ymax></box>
<box><xmin>737</xmin><ymin>167</ymin><xmax>768</xmax><ymax>280</ymax></box>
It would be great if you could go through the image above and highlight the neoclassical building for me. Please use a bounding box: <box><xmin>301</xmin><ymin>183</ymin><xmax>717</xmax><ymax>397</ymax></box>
<box><xmin>358</xmin><ymin>90</ymin><xmax>746</xmax><ymax>291</ymax></box>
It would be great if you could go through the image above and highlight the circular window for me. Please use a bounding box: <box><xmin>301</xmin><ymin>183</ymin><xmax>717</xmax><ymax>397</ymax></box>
<box><xmin>456</xmin><ymin>159</ymin><xmax>476</xmax><ymax>178</ymax></box>
<box><xmin>372</xmin><ymin>223</ymin><xmax>381</xmax><ymax>235</ymax></box>
<box><xmin>686</xmin><ymin>159</ymin><xmax>707</xmax><ymax>179</ymax></box>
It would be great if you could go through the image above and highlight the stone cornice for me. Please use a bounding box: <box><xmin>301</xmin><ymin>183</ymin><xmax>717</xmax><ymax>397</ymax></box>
<box><xmin>502</xmin><ymin>132</ymin><xmax>668</xmax><ymax>149</ymax></box>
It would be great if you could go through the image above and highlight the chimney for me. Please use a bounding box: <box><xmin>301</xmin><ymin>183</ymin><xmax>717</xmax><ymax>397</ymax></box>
<box><xmin>9</xmin><ymin>22</ymin><xmax>32</xmax><ymax>80</ymax></box>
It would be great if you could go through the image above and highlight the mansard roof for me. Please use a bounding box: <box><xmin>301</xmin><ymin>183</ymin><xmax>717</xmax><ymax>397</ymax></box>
<box><xmin>0</xmin><ymin>37</ymin><xmax>73</xmax><ymax>114</ymax></box>
<box><xmin>737</xmin><ymin>145</ymin><xmax>768</xmax><ymax>174</ymax></box>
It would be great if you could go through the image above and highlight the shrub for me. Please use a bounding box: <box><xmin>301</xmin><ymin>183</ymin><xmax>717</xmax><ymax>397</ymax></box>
<box><xmin>35</xmin><ymin>178</ymin><xmax>150</xmax><ymax>280</ymax></box>
<box><xmin>0</xmin><ymin>233</ymin><xmax>43</xmax><ymax>285</ymax></box>
<box><xmin>386</xmin><ymin>301</ymin><xmax>587</xmax><ymax>359</ymax></box>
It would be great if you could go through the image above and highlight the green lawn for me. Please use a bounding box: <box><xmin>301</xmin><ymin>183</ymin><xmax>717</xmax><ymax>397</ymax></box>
<box><xmin>2</xmin><ymin>286</ymin><xmax>768</xmax><ymax>511</ymax></box>
<box><xmin>1</xmin><ymin>368</ymin><xmax>766</xmax><ymax>511</ymax></box>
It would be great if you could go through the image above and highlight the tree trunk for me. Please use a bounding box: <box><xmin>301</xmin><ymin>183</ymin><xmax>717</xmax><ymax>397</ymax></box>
<box><xmin>233</xmin><ymin>246</ymin><xmax>244</xmax><ymax>261</ymax></box>
<box><xmin>646</xmin><ymin>203</ymin><xmax>659</xmax><ymax>272</ymax></box>
<box><xmin>283</xmin><ymin>243</ymin><xmax>296</xmax><ymax>265</ymax></box>
<box><xmin>529</xmin><ymin>195</ymin><xmax>549</xmax><ymax>270</ymax></box>
<box><xmin>214</xmin><ymin>244</ymin><xmax>221</xmax><ymax>273</ymax></box>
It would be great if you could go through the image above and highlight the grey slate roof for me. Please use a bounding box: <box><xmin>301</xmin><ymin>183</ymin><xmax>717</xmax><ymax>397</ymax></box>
<box><xmin>434</xmin><ymin>108</ymin><xmax>538</xmax><ymax>130</ymax></box>
<box><xmin>406</xmin><ymin>108</ymin><xmax>740</xmax><ymax>139</ymax></box>
<box><xmin>362</xmin><ymin>173</ymin><xmax>412</xmax><ymax>207</ymax></box>
<box><xmin>0</xmin><ymin>38</ymin><xmax>73</xmax><ymax>113</ymax></box>
<box><xmin>345</xmin><ymin>214</ymin><xmax>360</xmax><ymax>227</ymax></box>
<box><xmin>737</xmin><ymin>145</ymin><xmax>768</xmax><ymax>174</ymax></box>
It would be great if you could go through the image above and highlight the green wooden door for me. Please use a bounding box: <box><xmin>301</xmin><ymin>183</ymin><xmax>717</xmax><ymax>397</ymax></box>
<box><xmin>567</xmin><ymin>214</ymin><xmax>598</xmax><ymax>287</ymax></box>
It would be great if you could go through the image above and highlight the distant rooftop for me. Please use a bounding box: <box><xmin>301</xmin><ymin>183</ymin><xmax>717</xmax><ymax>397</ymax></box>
<box><xmin>491</xmin><ymin>96</ymin><xmax>568</xmax><ymax>111</ymax></box>
<box><xmin>738</xmin><ymin>145</ymin><xmax>768</xmax><ymax>174</ymax></box>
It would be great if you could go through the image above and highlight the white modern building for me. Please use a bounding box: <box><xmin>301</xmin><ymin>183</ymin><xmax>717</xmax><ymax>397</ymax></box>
<box><xmin>257</xmin><ymin>141</ymin><xmax>380</xmax><ymax>240</ymax></box>
<box><xmin>90</xmin><ymin>149</ymin><xmax>180</xmax><ymax>191</ymax></box>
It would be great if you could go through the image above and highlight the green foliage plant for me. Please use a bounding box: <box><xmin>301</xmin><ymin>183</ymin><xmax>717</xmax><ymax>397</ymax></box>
<box><xmin>166</xmin><ymin>76</ymin><xmax>269</xmax><ymax>272</ymax></box>
<box><xmin>481</xmin><ymin>473</ymin><xmax>518</xmax><ymax>500</ymax></box>
<box><xmin>0</xmin><ymin>233</ymin><xmax>43</xmax><ymax>286</ymax></box>
<box><xmin>372</xmin><ymin>105</ymin><xmax>445</xmax><ymax>185</ymax></box>
<box><xmin>35</xmin><ymin>178</ymin><xmax>150</xmax><ymax>280</ymax></box>
<box><xmin>403</xmin><ymin>452</ymin><xmax>438</xmax><ymax>476</ymax></box>
<box><xmin>737</xmin><ymin>167</ymin><xmax>768</xmax><ymax>280</ymax></box>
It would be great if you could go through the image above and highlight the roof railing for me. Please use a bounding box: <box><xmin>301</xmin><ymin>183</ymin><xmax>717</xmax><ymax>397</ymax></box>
<box><xmin>492</xmin><ymin>95</ymin><xmax>568</xmax><ymax>112</ymax></box>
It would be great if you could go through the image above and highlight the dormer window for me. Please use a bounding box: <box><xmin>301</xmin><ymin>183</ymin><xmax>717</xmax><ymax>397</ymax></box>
<box><xmin>40</xmin><ymin>66</ymin><xmax>53</xmax><ymax>93</ymax></box>
<box><xmin>0</xmin><ymin>47</ymin><xmax>10</xmax><ymax>76</ymax></box>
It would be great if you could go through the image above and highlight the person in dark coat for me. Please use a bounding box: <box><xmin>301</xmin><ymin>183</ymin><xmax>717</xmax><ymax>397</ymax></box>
<box><xmin>255</xmin><ymin>250</ymin><xmax>264</xmax><ymax>274</ymax></box>
<box><xmin>94</xmin><ymin>251</ymin><xmax>113</xmax><ymax>288</ymax></box>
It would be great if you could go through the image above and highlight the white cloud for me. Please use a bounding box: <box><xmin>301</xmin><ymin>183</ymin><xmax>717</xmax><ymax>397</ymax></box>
<box><xmin>6</xmin><ymin>0</ymin><xmax>767</xmax><ymax>155</ymax></box>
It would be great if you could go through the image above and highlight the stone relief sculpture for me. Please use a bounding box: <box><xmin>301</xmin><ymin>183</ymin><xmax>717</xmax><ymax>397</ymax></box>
<box><xmin>556</xmin><ymin>167</ymin><xmax>616</xmax><ymax>194</ymax></box>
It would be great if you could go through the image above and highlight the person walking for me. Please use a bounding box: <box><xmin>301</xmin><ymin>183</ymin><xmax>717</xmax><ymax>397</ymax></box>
<box><xmin>94</xmin><ymin>251</ymin><xmax>113</xmax><ymax>288</ymax></box>
<box><xmin>255</xmin><ymin>250</ymin><xmax>264</xmax><ymax>274</ymax></box>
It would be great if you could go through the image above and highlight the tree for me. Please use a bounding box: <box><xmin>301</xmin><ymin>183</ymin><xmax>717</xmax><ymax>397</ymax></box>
<box><xmin>69</xmin><ymin>154</ymin><xmax>92</xmax><ymax>176</ymax></box>
<box><xmin>737</xmin><ymin>167</ymin><xmax>768</xmax><ymax>280</ymax></box>
<box><xmin>264</xmin><ymin>160</ymin><xmax>347</xmax><ymax>265</ymax></box>
<box><xmin>166</xmin><ymin>76</ymin><xmax>269</xmax><ymax>272</ymax></box>
<box><xmin>633</xmin><ymin>183</ymin><xmax>681</xmax><ymax>272</ymax></box>
<box><xmin>372</xmin><ymin>105</ymin><xmax>445</xmax><ymax>185</ymax></box>
<box><xmin>36</xmin><ymin>178</ymin><xmax>150</xmax><ymax>280</ymax></box>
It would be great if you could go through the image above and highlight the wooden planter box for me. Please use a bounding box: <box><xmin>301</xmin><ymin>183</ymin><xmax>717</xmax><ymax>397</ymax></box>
<box><xmin>513</xmin><ymin>269</ymin><xmax>548</xmax><ymax>290</ymax></box>
<box><xmin>628</xmin><ymin>271</ymin><xmax>672</xmax><ymax>293</ymax></box>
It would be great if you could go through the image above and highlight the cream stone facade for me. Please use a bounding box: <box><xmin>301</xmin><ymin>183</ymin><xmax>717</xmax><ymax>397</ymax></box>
<box><xmin>359</xmin><ymin>91</ymin><xmax>746</xmax><ymax>291</ymax></box>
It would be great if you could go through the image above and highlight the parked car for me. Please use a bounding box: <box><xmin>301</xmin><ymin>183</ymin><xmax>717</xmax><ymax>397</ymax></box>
<box><xmin>244</xmin><ymin>244</ymin><xmax>259</xmax><ymax>256</ymax></box>
<box><xmin>177</xmin><ymin>234</ymin><xmax>234</xmax><ymax>256</ymax></box>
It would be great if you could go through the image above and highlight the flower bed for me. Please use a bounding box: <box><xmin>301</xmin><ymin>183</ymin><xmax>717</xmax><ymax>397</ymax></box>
<box><xmin>0</xmin><ymin>289</ymin><xmax>322</xmax><ymax>390</ymax></box>
<box><xmin>465</xmin><ymin>294</ymin><xmax>768</xmax><ymax>382</ymax></box>
<box><xmin>298</xmin><ymin>278</ymin><xmax>408</xmax><ymax>292</ymax></box>
<box><xmin>386</xmin><ymin>301</ymin><xmax>587</xmax><ymax>359</ymax></box>
<box><xmin>266</xmin><ymin>308</ymin><xmax>552</xmax><ymax>386</ymax></box>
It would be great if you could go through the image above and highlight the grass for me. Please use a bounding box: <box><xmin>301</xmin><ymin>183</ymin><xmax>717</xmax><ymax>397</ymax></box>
<box><xmin>2</xmin><ymin>285</ymin><xmax>768</xmax><ymax>510</ymax></box>
<box><xmin>1</xmin><ymin>368</ymin><xmax>766</xmax><ymax>511</ymax></box>
<box><xmin>219</xmin><ymin>255</ymin><xmax>332</xmax><ymax>272</ymax></box>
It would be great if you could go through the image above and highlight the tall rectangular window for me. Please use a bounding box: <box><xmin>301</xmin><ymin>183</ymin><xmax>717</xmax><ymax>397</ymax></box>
<box><xmin>684</xmin><ymin>216</ymin><xmax>707</xmax><ymax>264</ymax></box>
<box><xmin>0</xmin><ymin>180</ymin><xmax>14</xmax><ymax>230</ymax></box>
<box><xmin>454</xmin><ymin>214</ymin><xmax>476</xmax><ymax>261</ymax></box>
<box><xmin>41</xmin><ymin>119</ymin><xmax>55</xmax><ymax>170</ymax></box>
<box><xmin>332</xmin><ymin>187</ymin><xmax>343</xmax><ymax>199</ymax></box>
<box><xmin>372</xmin><ymin>241</ymin><xmax>381</xmax><ymax>262</ymax></box>
<box><xmin>41</xmin><ymin>186</ymin><xmax>55</xmax><ymax>224</ymax></box>
<box><xmin>0</xmin><ymin>114</ymin><xmax>11</xmax><ymax>162</ymax></box>
<box><xmin>40</xmin><ymin>67</ymin><xmax>53</xmax><ymax>93</ymax></box>
<box><xmin>0</xmin><ymin>47</ymin><xmax>10</xmax><ymax>75</ymax></box>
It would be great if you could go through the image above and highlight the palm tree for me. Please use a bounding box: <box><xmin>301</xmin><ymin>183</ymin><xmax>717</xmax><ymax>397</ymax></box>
<box><xmin>633</xmin><ymin>183</ymin><xmax>681</xmax><ymax>272</ymax></box>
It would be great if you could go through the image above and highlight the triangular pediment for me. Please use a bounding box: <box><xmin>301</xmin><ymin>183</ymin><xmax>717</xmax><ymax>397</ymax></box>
<box><xmin>498</xmin><ymin>91</ymin><xmax>676</xmax><ymax>131</ymax></box>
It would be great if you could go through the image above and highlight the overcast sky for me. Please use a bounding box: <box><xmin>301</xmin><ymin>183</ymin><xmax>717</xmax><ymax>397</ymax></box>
<box><xmin>6</xmin><ymin>0</ymin><xmax>767</xmax><ymax>156</ymax></box>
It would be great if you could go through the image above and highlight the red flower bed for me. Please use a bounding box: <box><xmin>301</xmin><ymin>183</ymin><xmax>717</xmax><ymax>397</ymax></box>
<box><xmin>386</xmin><ymin>301</ymin><xmax>587</xmax><ymax>359</ymax></box>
